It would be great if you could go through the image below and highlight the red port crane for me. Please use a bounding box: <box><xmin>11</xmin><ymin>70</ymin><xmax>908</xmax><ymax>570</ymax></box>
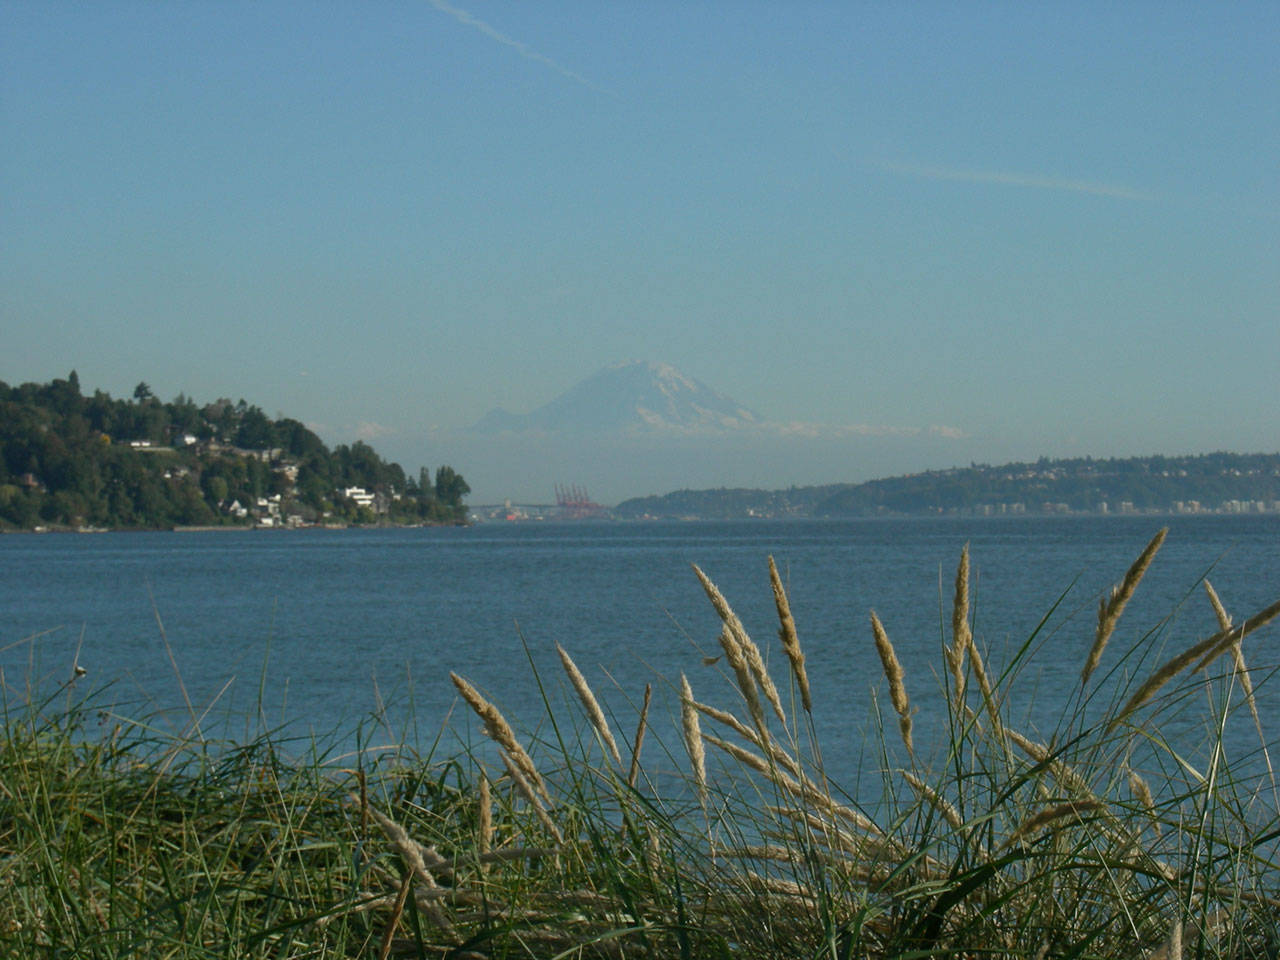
<box><xmin>555</xmin><ymin>483</ymin><xmax>604</xmax><ymax>519</ymax></box>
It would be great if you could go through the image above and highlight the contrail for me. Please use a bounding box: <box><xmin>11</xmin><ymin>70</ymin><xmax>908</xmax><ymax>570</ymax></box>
<box><xmin>882</xmin><ymin>160</ymin><xmax>1152</xmax><ymax>202</ymax></box>
<box><xmin>426</xmin><ymin>0</ymin><xmax>607</xmax><ymax>94</ymax></box>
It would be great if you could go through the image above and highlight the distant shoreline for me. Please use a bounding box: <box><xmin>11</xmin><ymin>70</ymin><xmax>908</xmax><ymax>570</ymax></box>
<box><xmin>6</xmin><ymin>509</ymin><xmax>1280</xmax><ymax>535</ymax></box>
<box><xmin>0</xmin><ymin>521</ymin><xmax>465</xmax><ymax>535</ymax></box>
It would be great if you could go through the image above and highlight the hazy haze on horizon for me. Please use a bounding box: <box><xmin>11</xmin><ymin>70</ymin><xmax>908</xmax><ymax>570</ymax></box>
<box><xmin>4</xmin><ymin>2</ymin><xmax>1277</xmax><ymax>503</ymax></box>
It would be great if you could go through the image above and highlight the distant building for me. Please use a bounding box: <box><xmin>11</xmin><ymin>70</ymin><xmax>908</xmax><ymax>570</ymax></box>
<box><xmin>342</xmin><ymin>486</ymin><xmax>375</xmax><ymax>509</ymax></box>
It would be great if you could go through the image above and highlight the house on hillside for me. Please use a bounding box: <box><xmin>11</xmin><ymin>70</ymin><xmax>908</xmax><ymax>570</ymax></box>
<box><xmin>341</xmin><ymin>486</ymin><xmax>375</xmax><ymax>510</ymax></box>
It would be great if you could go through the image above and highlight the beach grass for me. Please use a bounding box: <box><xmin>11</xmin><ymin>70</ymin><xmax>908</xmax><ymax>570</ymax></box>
<box><xmin>3</xmin><ymin>531</ymin><xmax>1280</xmax><ymax>958</ymax></box>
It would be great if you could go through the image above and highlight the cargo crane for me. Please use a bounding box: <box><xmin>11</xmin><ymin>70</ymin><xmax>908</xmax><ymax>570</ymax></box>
<box><xmin>555</xmin><ymin>483</ymin><xmax>605</xmax><ymax>519</ymax></box>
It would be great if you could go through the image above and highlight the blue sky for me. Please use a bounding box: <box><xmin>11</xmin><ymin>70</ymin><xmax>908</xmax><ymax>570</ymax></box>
<box><xmin>3</xmin><ymin>2</ymin><xmax>1277</xmax><ymax>502</ymax></box>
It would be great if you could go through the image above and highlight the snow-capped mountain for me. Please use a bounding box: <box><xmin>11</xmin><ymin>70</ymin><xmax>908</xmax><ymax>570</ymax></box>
<box><xmin>471</xmin><ymin>361</ymin><xmax>765</xmax><ymax>435</ymax></box>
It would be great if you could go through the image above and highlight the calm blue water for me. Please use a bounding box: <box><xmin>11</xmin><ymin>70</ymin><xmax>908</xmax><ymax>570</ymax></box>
<box><xmin>3</xmin><ymin>517</ymin><xmax>1279</xmax><ymax>789</ymax></box>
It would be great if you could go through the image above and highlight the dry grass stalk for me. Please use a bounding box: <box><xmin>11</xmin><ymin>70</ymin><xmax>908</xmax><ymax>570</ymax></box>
<box><xmin>499</xmin><ymin>753</ymin><xmax>563</xmax><ymax>844</ymax></box>
<box><xmin>718</xmin><ymin>626</ymin><xmax>768</xmax><ymax>733</ymax></box>
<box><xmin>680</xmin><ymin>674</ymin><xmax>707</xmax><ymax>804</ymax></box>
<box><xmin>738</xmin><ymin>628</ymin><xmax>788</xmax><ymax>728</ymax></box>
<box><xmin>1203</xmin><ymin>581</ymin><xmax>1273</xmax><ymax>792</ymax></box>
<box><xmin>1082</xmin><ymin>528</ymin><xmax>1167</xmax><ymax>686</ymax></box>
<box><xmin>1005</xmin><ymin>726</ymin><xmax>1048</xmax><ymax>763</ymax></box>
<box><xmin>870</xmin><ymin>612</ymin><xmax>913</xmax><ymax>757</ymax></box>
<box><xmin>1125</xmin><ymin>765</ymin><xmax>1164</xmax><ymax>844</ymax></box>
<box><xmin>1201</xmin><ymin>581</ymin><xmax>1249</xmax><ymax>685</ymax></box>
<box><xmin>902</xmin><ymin>770</ymin><xmax>963</xmax><ymax>831</ymax></box>
<box><xmin>702</xmin><ymin>733</ymin><xmax>836</xmax><ymax>828</ymax></box>
<box><xmin>743</xmin><ymin>871</ymin><xmax>816</xmax><ymax>901</ymax></box>
<box><xmin>1143</xmin><ymin>918</ymin><xmax>1182</xmax><ymax>960</ymax></box>
<box><xmin>366</xmin><ymin>805</ymin><xmax>450</xmax><ymax>873</ymax></box>
<box><xmin>478</xmin><ymin>774</ymin><xmax>492</xmax><ymax>859</ymax></box>
<box><xmin>693</xmin><ymin>563</ymin><xmax>787</xmax><ymax>725</ymax></box>
<box><xmin>377</xmin><ymin>869</ymin><xmax>414</xmax><ymax>960</ymax></box>
<box><xmin>1228</xmin><ymin>635</ymin><xmax>1264</xmax><ymax>737</ymax></box>
<box><xmin>768</xmin><ymin>555</ymin><xmax>811</xmax><ymax>713</ymax></box>
<box><xmin>691</xmin><ymin>563</ymin><xmax>753</xmax><ymax>650</ymax></box>
<box><xmin>367</xmin><ymin>804</ymin><xmax>458</xmax><ymax>938</ymax></box>
<box><xmin>703</xmin><ymin>732</ymin><xmax>795</xmax><ymax>788</ymax></box>
<box><xmin>965</xmin><ymin>635</ymin><xmax>1002</xmax><ymax>734</ymax></box>
<box><xmin>1003</xmin><ymin>799</ymin><xmax>1106</xmax><ymax>848</ymax></box>
<box><xmin>327</xmin><ymin>890</ymin><xmax>399</xmax><ymax>923</ymax></box>
<box><xmin>693</xmin><ymin>698</ymin><xmax>761</xmax><ymax>747</ymax></box>
<box><xmin>556</xmin><ymin>643</ymin><xmax>622</xmax><ymax>766</ymax></box>
<box><xmin>1192</xmin><ymin>595</ymin><xmax>1280</xmax><ymax>672</ymax></box>
<box><xmin>1127</xmin><ymin>766</ymin><xmax>1156</xmax><ymax>813</ymax></box>
<box><xmin>1204</xmin><ymin>580</ymin><xmax>1231</xmax><ymax>632</ymax></box>
<box><xmin>477</xmin><ymin>846</ymin><xmax>559</xmax><ymax>865</ymax></box>
<box><xmin>1005</xmin><ymin>727</ymin><xmax>1092</xmax><ymax>797</ymax></box>
<box><xmin>357</xmin><ymin>767</ymin><xmax>370</xmax><ymax>842</ymax></box>
<box><xmin>645</xmin><ymin>831</ymin><xmax>661</xmax><ymax>877</ymax></box>
<box><xmin>703</xmin><ymin>733</ymin><xmax>887</xmax><ymax>843</ymax></box>
<box><xmin>766</xmin><ymin>805</ymin><xmax>884</xmax><ymax>860</ymax></box>
<box><xmin>450</xmin><ymin>672</ymin><xmax>550</xmax><ymax>804</ymax></box>
<box><xmin>947</xmin><ymin>545</ymin><xmax>971</xmax><ymax>706</ymax></box>
<box><xmin>1114</xmin><ymin>595</ymin><xmax>1280</xmax><ymax>729</ymax></box>
<box><xmin>628</xmin><ymin>683</ymin><xmax>651</xmax><ymax>789</ymax></box>
<box><xmin>730</xmin><ymin>843</ymin><xmax>801</xmax><ymax>864</ymax></box>
<box><xmin>692</xmin><ymin>698</ymin><xmax>802</xmax><ymax>780</ymax></box>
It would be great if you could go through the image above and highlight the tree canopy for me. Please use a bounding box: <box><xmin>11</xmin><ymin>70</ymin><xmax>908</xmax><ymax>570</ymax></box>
<box><xmin>0</xmin><ymin>375</ymin><xmax>468</xmax><ymax>529</ymax></box>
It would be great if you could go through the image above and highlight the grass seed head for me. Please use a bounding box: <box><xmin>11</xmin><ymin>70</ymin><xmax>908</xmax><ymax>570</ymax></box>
<box><xmin>947</xmin><ymin>545</ymin><xmax>971</xmax><ymax>707</ymax></box>
<box><xmin>478</xmin><ymin>774</ymin><xmax>493</xmax><ymax>857</ymax></box>
<box><xmin>768</xmin><ymin>555</ymin><xmax>811</xmax><ymax>713</ymax></box>
<box><xmin>719</xmin><ymin>626</ymin><xmax>768</xmax><ymax>734</ymax></box>
<box><xmin>871</xmin><ymin>611</ymin><xmax>913</xmax><ymax>756</ymax></box>
<box><xmin>903</xmin><ymin>770</ymin><xmax>963</xmax><ymax>831</ymax></box>
<box><xmin>694</xmin><ymin>563</ymin><xmax>786</xmax><ymax>725</ymax></box>
<box><xmin>556</xmin><ymin>643</ymin><xmax>622</xmax><ymax>766</ymax></box>
<box><xmin>1203</xmin><ymin>579</ymin><xmax>1232</xmax><ymax>632</ymax></box>
<box><xmin>1114</xmin><ymin>595</ymin><xmax>1280</xmax><ymax>729</ymax></box>
<box><xmin>1005</xmin><ymin>800</ymin><xmax>1106</xmax><ymax>848</ymax></box>
<box><xmin>680</xmin><ymin>673</ymin><xmax>707</xmax><ymax>803</ymax></box>
<box><xmin>1082</xmin><ymin>528</ymin><xmax>1166</xmax><ymax>686</ymax></box>
<box><xmin>450</xmin><ymin>672</ymin><xmax>549</xmax><ymax>803</ymax></box>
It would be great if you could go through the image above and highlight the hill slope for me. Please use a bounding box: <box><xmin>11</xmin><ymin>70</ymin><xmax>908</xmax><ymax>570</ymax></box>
<box><xmin>614</xmin><ymin>453</ymin><xmax>1280</xmax><ymax>519</ymax></box>
<box><xmin>0</xmin><ymin>374</ymin><xmax>468</xmax><ymax>530</ymax></box>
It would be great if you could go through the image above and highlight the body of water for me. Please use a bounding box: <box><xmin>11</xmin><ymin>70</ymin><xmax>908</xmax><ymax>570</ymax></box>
<box><xmin>4</xmin><ymin>516</ymin><xmax>1279</xmax><ymax>790</ymax></box>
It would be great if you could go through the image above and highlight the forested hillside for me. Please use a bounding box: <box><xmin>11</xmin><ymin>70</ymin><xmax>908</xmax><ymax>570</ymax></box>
<box><xmin>615</xmin><ymin>453</ymin><xmax>1280</xmax><ymax>519</ymax></box>
<box><xmin>0</xmin><ymin>373</ymin><xmax>468</xmax><ymax>530</ymax></box>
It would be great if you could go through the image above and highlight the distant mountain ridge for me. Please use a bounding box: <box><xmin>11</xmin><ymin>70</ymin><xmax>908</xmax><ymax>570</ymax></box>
<box><xmin>613</xmin><ymin>452</ymin><xmax>1280</xmax><ymax>519</ymax></box>
<box><xmin>471</xmin><ymin>360</ymin><xmax>765</xmax><ymax>435</ymax></box>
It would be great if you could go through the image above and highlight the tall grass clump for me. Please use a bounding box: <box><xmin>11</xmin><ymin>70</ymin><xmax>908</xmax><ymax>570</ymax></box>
<box><xmin>4</xmin><ymin>530</ymin><xmax>1280</xmax><ymax>958</ymax></box>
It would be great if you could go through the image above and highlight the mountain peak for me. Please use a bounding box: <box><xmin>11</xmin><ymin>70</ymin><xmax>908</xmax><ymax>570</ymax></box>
<box><xmin>472</xmin><ymin>361</ymin><xmax>764</xmax><ymax>435</ymax></box>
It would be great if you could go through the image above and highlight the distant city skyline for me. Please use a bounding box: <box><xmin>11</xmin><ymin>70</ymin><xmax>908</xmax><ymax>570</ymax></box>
<box><xmin>4</xmin><ymin>2</ymin><xmax>1277</xmax><ymax>502</ymax></box>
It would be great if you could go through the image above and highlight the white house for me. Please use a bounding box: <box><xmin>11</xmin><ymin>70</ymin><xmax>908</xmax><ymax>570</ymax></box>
<box><xmin>342</xmin><ymin>486</ymin><xmax>375</xmax><ymax>509</ymax></box>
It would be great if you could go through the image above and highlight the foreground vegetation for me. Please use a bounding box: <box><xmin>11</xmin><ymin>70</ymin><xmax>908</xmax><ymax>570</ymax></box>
<box><xmin>3</xmin><ymin>531</ymin><xmax>1280</xmax><ymax>957</ymax></box>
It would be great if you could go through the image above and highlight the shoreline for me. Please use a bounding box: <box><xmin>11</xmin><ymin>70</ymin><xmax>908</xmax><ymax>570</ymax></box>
<box><xmin>0</xmin><ymin>520</ymin><xmax>468</xmax><ymax>535</ymax></box>
<box><xmin>4</xmin><ymin>511</ymin><xmax>1279</xmax><ymax>534</ymax></box>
